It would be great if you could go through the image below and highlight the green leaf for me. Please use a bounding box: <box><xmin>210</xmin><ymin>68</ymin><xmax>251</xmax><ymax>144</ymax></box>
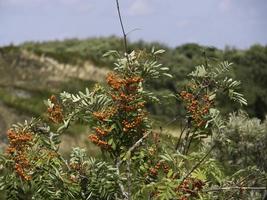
<box><xmin>154</xmin><ymin>49</ymin><xmax>165</xmax><ymax>55</ymax></box>
<box><xmin>163</xmin><ymin>73</ymin><xmax>173</xmax><ymax>78</ymax></box>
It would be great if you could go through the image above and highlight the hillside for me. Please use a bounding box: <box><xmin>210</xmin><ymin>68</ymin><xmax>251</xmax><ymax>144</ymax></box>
<box><xmin>0</xmin><ymin>37</ymin><xmax>267</xmax><ymax>145</ymax></box>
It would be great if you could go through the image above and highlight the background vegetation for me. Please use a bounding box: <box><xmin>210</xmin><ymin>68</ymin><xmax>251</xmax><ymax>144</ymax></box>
<box><xmin>2</xmin><ymin>37</ymin><xmax>266</xmax><ymax>122</ymax></box>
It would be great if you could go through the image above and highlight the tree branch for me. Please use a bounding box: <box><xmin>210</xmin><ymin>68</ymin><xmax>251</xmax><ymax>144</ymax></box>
<box><xmin>175</xmin><ymin>121</ymin><xmax>187</xmax><ymax>151</ymax></box>
<box><xmin>204</xmin><ymin>186</ymin><xmax>266</xmax><ymax>192</ymax></box>
<box><xmin>118</xmin><ymin>131</ymin><xmax>151</xmax><ymax>166</ymax></box>
<box><xmin>115</xmin><ymin>0</ymin><xmax>129</xmax><ymax>56</ymax></box>
<box><xmin>126</xmin><ymin>159</ymin><xmax>132</xmax><ymax>200</ymax></box>
<box><xmin>178</xmin><ymin>145</ymin><xmax>214</xmax><ymax>188</ymax></box>
<box><xmin>115</xmin><ymin>131</ymin><xmax>149</xmax><ymax>198</ymax></box>
<box><xmin>116</xmin><ymin>158</ymin><xmax>128</xmax><ymax>199</ymax></box>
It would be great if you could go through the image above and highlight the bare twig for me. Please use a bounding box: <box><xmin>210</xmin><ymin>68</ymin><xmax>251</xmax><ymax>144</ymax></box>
<box><xmin>185</xmin><ymin>129</ymin><xmax>197</xmax><ymax>154</ymax></box>
<box><xmin>204</xmin><ymin>186</ymin><xmax>266</xmax><ymax>192</ymax></box>
<box><xmin>182</xmin><ymin>126</ymin><xmax>191</xmax><ymax>154</ymax></box>
<box><xmin>119</xmin><ymin>131</ymin><xmax>151</xmax><ymax>166</ymax></box>
<box><xmin>115</xmin><ymin>0</ymin><xmax>129</xmax><ymax>61</ymax></box>
<box><xmin>127</xmin><ymin>131</ymin><xmax>150</xmax><ymax>154</ymax></box>
<box><xmin>116</xmin><ymin>158</ymin><xmax>128</xmax><ymax>199</ymax></box>
<box><xmin>227</xmin><ymin>174</ymin><xmax>262</xmax><ymax>199</ymax></box>
<box><xmin>126</xmin><ymin>159</ymin><xmax>132</xmax><ymax>200</ymax></box>
<box><xmin>165</xmin><ymin>113</ymin><xmax>180</xmax><ymax>127</ymax></box>
<box><xmin>126</xmin><ymin>28</ymin><xmax>142</xmax><ymax>36</ymax></box>
<box><xmin>175</xmin><ymin>121</ymin><xmax>187</xmax><ymax>151</ymax></box>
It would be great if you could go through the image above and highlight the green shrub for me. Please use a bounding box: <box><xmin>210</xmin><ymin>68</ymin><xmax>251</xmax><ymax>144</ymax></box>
<box><xmin>213</xmin><ymin>111</ymin><xmax>267</xmax><ymax>173</ymax></box>
<box><xmin>0</xmin><ymin>46</ymin><xmax>265</xmax><ymax>200</ymax></box>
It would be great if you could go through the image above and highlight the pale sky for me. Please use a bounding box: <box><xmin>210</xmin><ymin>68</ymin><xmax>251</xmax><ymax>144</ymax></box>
<box><xmin>0</xmin><ymin>0</ymin><xmax>266</xmax><ymax>48</ymax></box>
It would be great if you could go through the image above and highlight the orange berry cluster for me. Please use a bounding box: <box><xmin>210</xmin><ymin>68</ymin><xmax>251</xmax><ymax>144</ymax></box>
<box><xmin>176</xmin><ymin>178</ymin><xmax>205</xmax><ymax>199</ymax></box>
<box><xmin>94</xmin><ymin>127</ymin><xmax>109</xmax><ymax>136</ymax></box>
<box><xmin>47</xmin><ymin>95</ymin><xmax>64</xmax><ymax>124</ymax></box>
<box><xmin>6</xmin><ymin>129</ymin><xmax>33</xmax><ymax>181</ymax></box>
<box><xmin>110</xmin><ymin>92</ymin><xmax>133</xmax><ymax>102</ymax></box>
<box><xmin>106</xmin><ymin>73</ymin><xmax>144</xmax><ymax>109</ymax></box>
<box><xmin>90</xmin><ymin>107</ymin><xmax>116</xmax><ymax>149</ymax></box>
<box><xmin>88</xmin><ymin>72</ymin><xmax>147</xmax><ymax>152</ymax></box>
<box><xmin>107</xmin><ymin>73</ymin><xmax>145</xmax><ymax>113</ymax></box>
<box><xmin>92</xmin><ymin>107</ymin><xmax>117</xmax><ymax>121</ymax></box>
<box><xmin>106</xmin><ymin>73</ymin><xmax>143</xmax><ymax>91</ymax></box>
<box><xmin>88</xmin><ymin>124</ymin><xmax>114</xmax><ymax>149</ymax></box>
<box><xmin>180</xmin><ymin>91</ymin><xmax>213</xmax><ymax>128</ymax></box>
<box><xmin>122</xmin><ymin>113</ymin><xmax>145</xmax><ymax>132</ymax></box>
<box><xmin>88</xmin><ymin>134</ymin><xmax>110</xmax><ymax>149</ymax></box>
<box><xmin>120</xmin><ymin>101</ymin><xmax>145</xmax><ymax>112</ymax></box>
<box><xmin>106</xmin><ymin>73</ymin><xmax>125</xmax><ymax>90</ymax></box>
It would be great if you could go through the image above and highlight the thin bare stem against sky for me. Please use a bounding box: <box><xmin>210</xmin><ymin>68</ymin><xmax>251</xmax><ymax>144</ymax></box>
<box><xmin>0</xmin><ymin>0</ymin><xmax>266</xmax><ymax>48</ymax></box>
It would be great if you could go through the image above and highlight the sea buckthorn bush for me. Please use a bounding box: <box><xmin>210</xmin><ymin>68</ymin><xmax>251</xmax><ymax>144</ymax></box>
<box><xmin>0</xmin><ymin>47</ymin><xmax>266</xmax><ymax>199</ymax></box>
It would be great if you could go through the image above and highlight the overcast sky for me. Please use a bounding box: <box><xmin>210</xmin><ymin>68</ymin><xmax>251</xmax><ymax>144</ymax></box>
<box><xmin>0</xmin><ymin>0</ymin><xmax>266</xmax><ymax>49</ymax></box>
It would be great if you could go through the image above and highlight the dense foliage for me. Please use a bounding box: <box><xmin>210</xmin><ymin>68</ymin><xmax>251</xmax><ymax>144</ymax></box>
<box><xmin>0</xmin><ymin>45</ymin><xmax>266</xmax><ymax>200</ymax></box>
<box><xmin>213</xmin><ymin>111</ymin><xmax>267</xmax><ymax>173</ymax></box>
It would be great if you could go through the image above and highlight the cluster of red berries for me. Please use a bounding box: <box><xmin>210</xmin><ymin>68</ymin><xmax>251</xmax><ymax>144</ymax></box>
<box><xmin>6</xmin><ymin>129</ymin><xmax>33</xmax><ymax>181</ymax></box>
<box><xmin>106</xmin><ymin>73</ymin><xmax>144</xmax><ymax>111</ymax></box>
<box><xmin>88</xmin><ymin>72</ymin><xmax>147</xmax><ymax>152</ymax></box>
<box><xmin>122</xmin><ymin>113</ymin><xmax>145</xmax><ymax>132</ymax></box>
<box><xmin>92</xmin><ymin>107</ymin><xmax>117</xmax><ymax>121</ymax></box>
<box><xmin>149</xmin><ymin>161</ymin><xmax>170</xmax><ymax>177</ymax></box>
<box><xmin>106</xmin><ymin>73</ymin><xmax>125</xmax><ymax>90</ymax></box>
<box><xmin>88</xmin><ymin>126</ymin><xmax>113</xmax><ymax>148</ymax></box>
<box><xmin>89</xmin><ymin>107</ymin><xmax>117</xmax><ymax>149</ymax></box>
<box><xmin>176</xmin><ymin>178</ymin><xmax>205</xmax><ymax>199</ymax></box>
<box><xmin>118</xmin><ymin>101</ymin><xmax>145</xmax><ymax>112</ymax></box>
<box><xmin>106</xmin><ymin>73</ymin><xmax>143</xmax><ymax>92</ymax></box>
<box><xmin>180</xmin><ymin>91</ymin><xmax>213</xmax><ymax>128</ymax></box>
<box><xmin>88</xmin><ymin>134</ymin><xmax>110</xmax><ymax>149</ymax></box>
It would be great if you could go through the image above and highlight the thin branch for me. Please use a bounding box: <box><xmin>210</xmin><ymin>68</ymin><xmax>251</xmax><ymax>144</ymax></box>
<box><xmin>59</xmin><ymin>155</ymin><xmax>71</xmax><ymax>171</ymax></box>
<box><xmin>165</xmin><ymin>113</ymin><xmax>180</xmax><ymax>127</ymax></box>
<box><xmin>185</xmin><ymin>130</ymin><xmax>197</xmax><ymax>154</ymax></box>
<box><xmin>178</xmin><ymin>145</ymin><xmax>214</xmax><ymax>188</ymax></box>
<box><xmin>204</xmin><ymin>187</ymin><xmax>267</xmax><ymax>192</ymax></box>
<box><xmin>126</xmin><ymin>28</ymin><xmax>142</xmax><ymax>36</ymax></box>
<box><xmin>175</xmin><ymin>121</ymin><xmax>187</xmax><ymax>150</ymax></box>
<box><xmin>127</xmin><ymin>131</ymin><xmax>150</xmax><ymax>154</ymax></box>
<box><xmin>116</xmin><ymin>158</ymin><xmax>128</xmax><ymax>199</ymax></box>
<box><xmin>227</xmin><ymin>173</ymin><xmax>261</xmax><ymax>199</ymax></box>
<box><xmin>115</xmin><ymin>0</ymin><xmax>129</xmax><ymax>55</ymax></box>
<box><xmin>119</xmin><ymin>131</ymin><xmax>151</xmax><ymax>166</ymax></box>
<box><xmin>126</xmin><ymin>159</ymin><xmax>132</xmax><ymax>200</ymax></box>
<box><xmin>116</xmin><ymin>131</ymin><xmax>151</xmax><ymax>198</ymax></box>
<box><xmin>182</xmin><ymin>124</ymin><xmax>192</xmax><ymax>154</ymax></box>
